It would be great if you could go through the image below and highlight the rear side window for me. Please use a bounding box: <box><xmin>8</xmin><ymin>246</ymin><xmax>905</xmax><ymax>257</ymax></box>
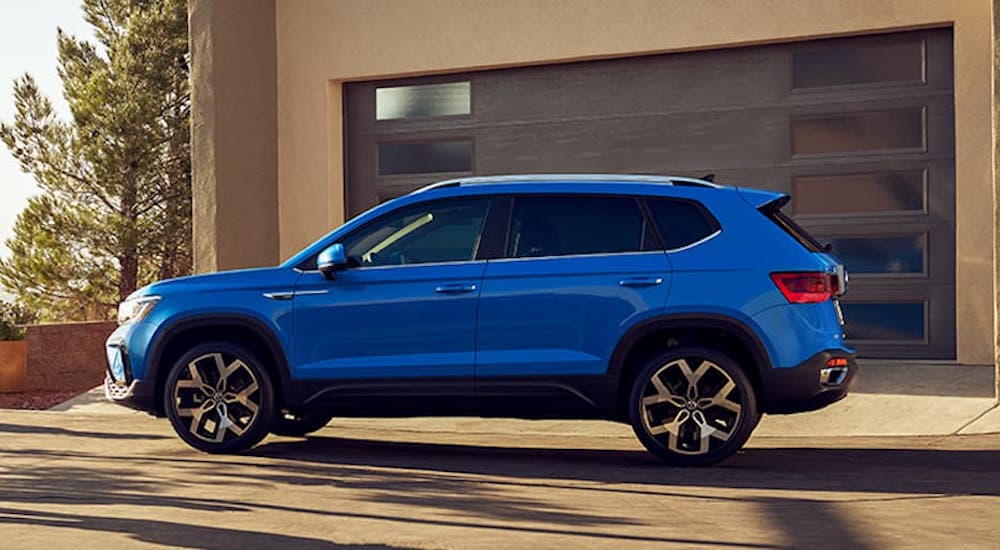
<box><xmin>506</xmin><ymin>196</ymin><xmax>651</xmax><ymax>258</ymax></box>
<box><xmin>645</xmin><ymin>199</ymin><xmax>720</xmax><ymax>250</ymax></box>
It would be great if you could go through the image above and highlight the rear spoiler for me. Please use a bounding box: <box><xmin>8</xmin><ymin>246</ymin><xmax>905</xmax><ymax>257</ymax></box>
<box><xmin>737</xmin><ymin>188</ymin><xmax>788</xmax><ymax>209</ymax></box>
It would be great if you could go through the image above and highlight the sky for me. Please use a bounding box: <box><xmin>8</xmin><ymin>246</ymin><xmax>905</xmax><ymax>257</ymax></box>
<box><xmin>0</xmin><ymin>1</ymin><xmax>94</xmax><ymax>298</ymax></box>
<box><xmin>0</xmin><ymin>2</ymin><xmax>95</xmax><ymax>255</ymax></box>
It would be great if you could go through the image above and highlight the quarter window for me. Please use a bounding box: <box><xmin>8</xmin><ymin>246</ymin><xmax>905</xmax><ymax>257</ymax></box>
<box><xmin>506</xmin><ymin>196</ymin><xmax>648</xmax><ymax>258</ymax></box>
<box><xmin>342</xmin><ymin>199</ymin><xmax>490</xmax><ymax>267</ymax></box>
<box><xmin>645</xmin><ymin>199</ymin><xmax>720</xmax><ymax>250</ymax></box>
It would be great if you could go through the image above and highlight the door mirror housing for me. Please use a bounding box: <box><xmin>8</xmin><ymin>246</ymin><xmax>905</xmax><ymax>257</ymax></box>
<box><xmin>317</xmin><ymin>243</ymin><xmax>348</xmax><ymax>280</ymax></box>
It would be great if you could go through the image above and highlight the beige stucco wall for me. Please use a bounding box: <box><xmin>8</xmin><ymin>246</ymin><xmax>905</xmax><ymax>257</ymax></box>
<box><xmin>267</xmin><ymin>0</ymin><xmax>994</xmax><ymax>364</ymax></box>
<box><xmin>190</xmin><ymin>0</ymin><xmax>279</xmax><ymax>273</ymax></box>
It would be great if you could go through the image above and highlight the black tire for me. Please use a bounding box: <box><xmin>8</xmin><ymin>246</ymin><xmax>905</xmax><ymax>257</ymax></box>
<box><xmin>628</xmin><ymin>347</ymin><xmax>759</xmax><ymax>467</ymax></box>
<box><xmin>163</xmin><ymin>341</ymin><xmax>275</xmax><ymax>454</ymax></box>
<box><xmin>271</xmin><ymin>412</ymin><xmax>333</xmax><ymax>437</ymax></box>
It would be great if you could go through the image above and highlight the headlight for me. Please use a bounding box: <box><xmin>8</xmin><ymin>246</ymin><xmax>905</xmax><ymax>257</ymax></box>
<box><xmin>117</xmin><ymin>295</ymin><xmax>161</xmax><ymax>325</ymax></box>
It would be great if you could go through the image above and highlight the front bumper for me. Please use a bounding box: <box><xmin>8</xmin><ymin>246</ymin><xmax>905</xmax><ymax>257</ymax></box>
<box><xmin>104</xmin><ymin>374</ymin><xmax>157</xmax><ymax>413</ymax></box>
<box><xmin>104</xmin><ymin>332</ymin><xmax>157</xmax><ymax>413</ymax></box>
<box><xmin>763</xmin><ymin>349</ymin><xmax>857</xmax><ymax>414</ymax></box>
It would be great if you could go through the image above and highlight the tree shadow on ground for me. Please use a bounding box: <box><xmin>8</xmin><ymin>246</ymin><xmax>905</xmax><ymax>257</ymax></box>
<box><xmin>0</xmin><ymin>506</ymin><xmax>403</xmax><ymax>549</ymax></box>
<box><xmin>0</xmin><ymin>422</ymin><xmax>168</xmax><ymax>440</ymax></box>
<box><xmin>2</xmin><ymin>433</ymin><xmax>998</xmax><ymax>549</ymax></box>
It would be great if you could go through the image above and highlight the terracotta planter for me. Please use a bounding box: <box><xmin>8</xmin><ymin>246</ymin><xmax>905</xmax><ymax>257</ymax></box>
<box><xmin>0</xmin><ymin>340</ymin><xmax>28</xmax><ymax>393</ymax></box>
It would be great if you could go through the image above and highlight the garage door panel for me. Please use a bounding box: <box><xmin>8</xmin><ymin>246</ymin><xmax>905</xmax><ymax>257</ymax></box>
<box><xmin>475</xmin><ymin>50</ymin><xmax>792</xmax><ymax>122</ymax></box>
<box><xmin>837</xmin><ymin>286</ymin><xmax>956</xmax><ymax>359</ymax></box>
<box><xmin>345</xmin><ymin>28</ymin><xmax>956</xmax><ymax>358</ymax></box>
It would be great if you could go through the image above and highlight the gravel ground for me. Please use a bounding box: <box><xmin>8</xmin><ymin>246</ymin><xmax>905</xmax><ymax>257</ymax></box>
<box><xmin>0</xmin><ymin>390</ymin><xmax>83</xmax><ymax>410</ymax></box>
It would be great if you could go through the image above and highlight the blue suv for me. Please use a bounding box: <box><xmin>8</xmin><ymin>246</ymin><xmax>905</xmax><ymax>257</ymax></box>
<box><xmin>105</xmin><ymin>174</ymin><xmax>856</xmax><ymax>466</ymax></box>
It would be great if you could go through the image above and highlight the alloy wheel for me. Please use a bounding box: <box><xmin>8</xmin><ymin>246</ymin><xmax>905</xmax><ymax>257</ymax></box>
<box><xmin>639</xmin><ymin>357</ymin><xmax>743</xmax><ymax>455</ymax></box>
<box><xmin>172</xmin><ymin>352</ymin><xmax>262</xmax><ymax>443</ymax></box>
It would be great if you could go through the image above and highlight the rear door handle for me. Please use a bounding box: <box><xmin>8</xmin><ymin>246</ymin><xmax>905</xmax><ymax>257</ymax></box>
<box><xmin>619</xmin><ymin>277</ymin><xmax>664</xmax><ymax>287</ymax></box>
<box><xmin>434</xmin><ymin>283</ymin><xmax>478</xmax><ymax>294</ymax></box>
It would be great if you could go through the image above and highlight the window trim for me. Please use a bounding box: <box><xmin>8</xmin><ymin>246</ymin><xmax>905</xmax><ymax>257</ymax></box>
<box><xmin>499</xmin><ymin>193</ymin><xmax>662</xmax><ymax>261</ymax></box>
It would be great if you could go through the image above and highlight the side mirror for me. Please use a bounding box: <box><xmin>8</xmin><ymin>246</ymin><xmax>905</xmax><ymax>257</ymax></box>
<box><xmin>317</xmin><ymin>243</ymin><xmax>348</xmax><ymax>280</ymax></box>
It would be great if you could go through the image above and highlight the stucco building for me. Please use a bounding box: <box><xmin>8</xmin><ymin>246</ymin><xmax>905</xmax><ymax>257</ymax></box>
<box><xmin>188</xmin><ymin>0</ymin><xmax>998</xmax><ymax>366</ymax></box>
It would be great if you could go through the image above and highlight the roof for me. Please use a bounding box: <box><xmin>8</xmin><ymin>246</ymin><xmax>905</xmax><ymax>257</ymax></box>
<box><xmin>415</xmin><ymin>174</ymin><xmax>721</xmax><ymax>193</ymax></box>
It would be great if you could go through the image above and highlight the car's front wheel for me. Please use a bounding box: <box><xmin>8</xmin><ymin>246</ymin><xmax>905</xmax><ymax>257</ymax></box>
<box><xmin>164</xmin><ymin>342</ymin><xmax>275</xmax><ymax>453</ymax></box>
<box><xmin>628</xmin><ymin>347</ymin><xmax>759</xmax><ymax>466</ymax></box>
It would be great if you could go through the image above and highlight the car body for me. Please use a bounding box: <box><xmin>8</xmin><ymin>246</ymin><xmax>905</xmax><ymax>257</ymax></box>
<box><xmin>105</xmin><ymin>174</ymin><xmax>857</xmax><ymax>465</ymax></box>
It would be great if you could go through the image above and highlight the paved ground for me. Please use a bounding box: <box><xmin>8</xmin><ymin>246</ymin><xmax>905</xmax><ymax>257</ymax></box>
<box><xmin>1</xmin><ymin>409</ymin><xmax>998</xmax><ymax>549</ymax></box>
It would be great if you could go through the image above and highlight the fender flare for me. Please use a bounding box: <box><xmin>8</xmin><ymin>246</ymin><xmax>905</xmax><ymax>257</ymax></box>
<box><xmin>607</xmin><ymin>313</ymin><xmax>773</xmax><ymax>380</ymax></box>
<box><xmin>146</xmin><ymin>313</ymin><xmax>293</xmax><ymax>389</ymax></box>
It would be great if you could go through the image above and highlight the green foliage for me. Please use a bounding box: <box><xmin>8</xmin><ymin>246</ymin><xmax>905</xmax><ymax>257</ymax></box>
<box><xmin>0</xmin><ymin>0</ymin><xmax>191</xmax><ymax>322</ymax></box>
<box><xmin>0</xmin><ymin>300</ymin><xmax>37</xmax><ymax>341</ymax></box>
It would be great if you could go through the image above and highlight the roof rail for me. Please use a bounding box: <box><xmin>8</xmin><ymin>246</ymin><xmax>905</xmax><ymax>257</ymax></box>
<box><xmin>415</xmin><ymin>173</ymin><xmax>720</xmax><ymax>193</ymax></box>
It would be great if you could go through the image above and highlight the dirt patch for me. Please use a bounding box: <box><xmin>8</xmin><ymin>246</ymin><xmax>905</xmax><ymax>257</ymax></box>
<box><xmin>0</xmin><ymin>390</ymin><xmax>83</xmax><ymax>410</ymax></box>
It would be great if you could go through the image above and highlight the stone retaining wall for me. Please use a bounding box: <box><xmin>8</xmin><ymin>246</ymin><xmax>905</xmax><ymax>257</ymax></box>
<box><xmin>24</xmin><ymin>321</ymin><xmax>116</xmax><ymax>392</ymax></box>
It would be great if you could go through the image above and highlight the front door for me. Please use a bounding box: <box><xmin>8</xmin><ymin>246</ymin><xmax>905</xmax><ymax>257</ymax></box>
<box><xmin>291</xmin><ymin>197</ymin><xmax>491</xmax><ymax>406</ymax></box>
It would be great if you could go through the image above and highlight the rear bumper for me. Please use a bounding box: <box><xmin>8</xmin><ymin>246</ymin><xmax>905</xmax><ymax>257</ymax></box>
<box><xmin>763</xmin><ymin>349</ymin><xmax>857</xmax><ymax>414</ymax></box>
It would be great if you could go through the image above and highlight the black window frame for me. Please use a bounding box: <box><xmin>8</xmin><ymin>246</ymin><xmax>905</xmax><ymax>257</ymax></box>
<box><xmin>498</xmin><ymin>193</ymin><xmax>664</xmax><ymax>260</ymax></box>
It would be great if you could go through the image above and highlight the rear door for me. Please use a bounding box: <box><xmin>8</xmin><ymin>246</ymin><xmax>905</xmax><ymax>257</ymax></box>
<box><xmin>474</xmin><ymin>195</ymin><xmax>672</xmax><ymax>407</ymax></box>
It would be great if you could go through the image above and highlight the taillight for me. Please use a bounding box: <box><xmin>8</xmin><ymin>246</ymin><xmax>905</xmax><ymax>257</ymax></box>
<box><xmin>770</xmin><ymin>272</ymin><xmax>834</xmax><ymax>303</ymax></box>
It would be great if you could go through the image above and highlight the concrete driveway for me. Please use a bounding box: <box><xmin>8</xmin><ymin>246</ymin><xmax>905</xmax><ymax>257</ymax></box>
<box><xmin>1</xmin><ymin>409</ymin><xmax>998</xmax><ymax>549</ymax></box>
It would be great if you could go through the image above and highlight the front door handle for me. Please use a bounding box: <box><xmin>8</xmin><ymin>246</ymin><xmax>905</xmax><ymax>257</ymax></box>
<box><xmin>619</xmin><ymin>277</ymin><xmax>664</xmax><ymax>287</ymax></box>
<box><xmin>434</xmin><ymin>283</ymin><xmax>478</xmax><ymax>294</ymax></box>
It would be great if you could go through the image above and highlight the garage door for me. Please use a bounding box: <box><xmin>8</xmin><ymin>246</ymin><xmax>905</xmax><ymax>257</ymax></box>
<box><xmin>344</xmin><ymin>29</ymin><xmax>956</xmax><ymax>359</ymax></box>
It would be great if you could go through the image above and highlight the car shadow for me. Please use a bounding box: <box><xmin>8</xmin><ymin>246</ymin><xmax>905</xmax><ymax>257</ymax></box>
<box><xmin>251</xmin><ymin>434</ymin><xmax>1000</xmax><ymax>498</ymax></box>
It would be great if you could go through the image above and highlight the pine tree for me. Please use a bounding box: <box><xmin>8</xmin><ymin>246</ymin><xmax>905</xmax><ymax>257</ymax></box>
<box><xmin>0</xmin><ymin>0</ymin><xmax>190</xmax><ymax>321</ymax></box>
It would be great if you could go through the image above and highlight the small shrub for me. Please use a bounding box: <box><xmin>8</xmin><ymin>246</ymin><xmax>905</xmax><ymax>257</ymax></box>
<box><xmin>0</xmin><ymin>301</ymin><xmax>37</xmax><ymax>341</ymax></box>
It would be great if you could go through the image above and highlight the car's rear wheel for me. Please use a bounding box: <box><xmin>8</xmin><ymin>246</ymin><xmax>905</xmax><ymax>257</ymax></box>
<box><xmin>164</xmin><ymin>342</ymin><xmax>275</xmax><ymax>453</ymax></box>
<box><xmin>628</xmin><ymin>347</ymin><xmax>759</xmax><ymax>466</ymax></box>
<box><xmin>271</xmin><ymin>412</ymin><xmax>333</xmax><ymax>437</ymax></box>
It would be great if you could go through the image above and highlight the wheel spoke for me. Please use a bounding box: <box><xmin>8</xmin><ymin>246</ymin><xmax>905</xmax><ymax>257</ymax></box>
<box><xmin>173</xmin><ymin>351</ymin><xmax>262</xmax><ymax>445</ymax></box>
<box><xmin>649</xmin><ymin>409</ymin><xmax>690</xmax><ymax>436</ymax></box>
<box><xmin>643</xmin><ymin>375</ymin><xmax>687</xmax><ymax>407</ymax></box>
<box><xmin>640</xmin><ymin>357</ymin><xmax>744</xmax><ymax>456</ymax></box>
<box><xmin>698</xmin><ymin>380</ymin><xmax>742</xmax><ymax>414</ymax></box>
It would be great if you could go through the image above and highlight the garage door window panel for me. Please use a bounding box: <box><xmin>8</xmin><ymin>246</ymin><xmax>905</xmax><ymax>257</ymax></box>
<box><xmin>842</xmin><ymin>302</ymin><xmax>926</xmax><ymax>342</ymax></box>
<box><xmin>822</xmin><ymin>235</ymin><xmax>926</xmax><ymax>275</ymax></box>
<box><xmin>792</xmin><ymin>38</ymin><xmax>925</xmax><ymax>89</ymax></box>
<box><xmin>376</xmin><ymin>81</ymin><xmax>471</xmax><ymax>120</ymax></box>
<box><xmin>791</xmin><ymin>109</ymin><xmax>925</xmax><ymax>155</ymax></box>
<box><xmin>792</xmin><ymin>171</ymin><xmax>926</xmax><ymax>215</ymax></box>
<box><xmin>378</xmin><ymin>140</ymin><xmax>473</xmax><ymax>176</ymax></box>
<box><xmin>506</xmin><ymin>197</ymin><xmax>649</xmax><ymax>258</ymax></box>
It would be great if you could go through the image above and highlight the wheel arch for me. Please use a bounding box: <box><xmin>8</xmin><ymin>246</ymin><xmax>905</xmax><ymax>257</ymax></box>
<box><xmin>608</xmin><ymin>313</ymin><xmax>773</xmax><ymax>419</ymax></box>
<box><xmin>147</xmin><ymin>314</ymin><xmax>291</xmax><ymax>416</ymax></box>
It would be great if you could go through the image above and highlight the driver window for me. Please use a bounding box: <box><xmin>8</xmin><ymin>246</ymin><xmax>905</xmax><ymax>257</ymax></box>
<box><xmin>342</xmin><ymin>198</ymin><xmax>490</xmax><ymax>267</ymax></box>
